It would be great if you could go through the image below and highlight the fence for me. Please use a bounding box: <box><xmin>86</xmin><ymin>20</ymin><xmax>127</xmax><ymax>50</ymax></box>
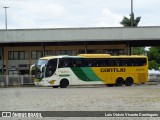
<box><xmin>0</xmin><ymin>74</ymin><xmax>160</xmax><ymax>87</ymax></box>
<box><xmin>148</xmin><ymin>74</ymin><xmax>160</xmax><ymax>82</ymax></box>
<box><xmin>0</xmin><ymin>75</ymin><xmax>34</xmax><ymax>87</ymax></box>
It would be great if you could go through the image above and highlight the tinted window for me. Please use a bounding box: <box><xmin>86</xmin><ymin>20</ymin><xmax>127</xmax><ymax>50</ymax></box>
<box><xmin>46</xmin><ymin>59</ymin><xmax>57</xmax><ymax>77</ymax></box>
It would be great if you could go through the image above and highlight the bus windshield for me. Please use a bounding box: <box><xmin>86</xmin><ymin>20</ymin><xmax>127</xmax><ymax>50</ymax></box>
<box><xmin>35</xmin><ymin>59</ymin><xmax>48</xmax><ymax>79</ymax></box>
<box><xmin>37</xmin><ymin>59</ymin><xmax>48</xmax><ymax>66</ymax></box>
<box><xmin>35</xmin><ymin>59</ymin><xmax>57</xmax><ymax>79</ymax></box>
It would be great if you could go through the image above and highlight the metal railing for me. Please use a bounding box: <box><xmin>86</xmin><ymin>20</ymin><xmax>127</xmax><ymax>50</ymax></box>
<box><xmin>0</xmin><ymin>74</ymin><xmax>160</xmax><ymax>87</ymax></box>
<box><xmin>148</xmin><ymin>74</ymin><xmax>160</xmax><ymax>82</ymax></box>
<box><xmin>0</xmin><ymin>75</ymin><xmax>35</xmax><ymax>87</ymax></box>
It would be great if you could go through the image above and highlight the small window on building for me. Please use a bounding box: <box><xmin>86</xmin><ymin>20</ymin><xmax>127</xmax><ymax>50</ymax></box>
<box><xmin>66</xmin><ymin>50</ymin><xmax>77</xmax><ymax>55</ymax></box>
<box><xmin>13</xmin><ymin>52</ymin><xmax>18</xmax><ymax>59</ymax></box>
<box><xmin>55</xmin><ymin>50</ymin><xmax>61</xmax><ymax>55</ymax></box>
<box><xmin>103</xmin><ymin>49</ymin><xmax>124</xmax><ymax>55</ymax></box>
<box><xmin>45</xmin><ymin>50</ymin><xmax>53</xmax><ymax>56</ymax></box>
<box><xmin>32</xmin><ymin>51</ymin><xmax>36</xmax><ymax>59</ymax></box>
<box><xmin>32</xmin><ymin>51</ymin><xmax>43</xmax><ymax>59</ymax></box>
<box><xmin>87</xmin><ymin>49</ymin><xmax>101</xmax><ymax>54</ymax></box>
<box><xmin>55</xmin><ymin>50</ymin><xmax>77</xmax><ymax>55</ymax></box>
<box><xmin>24</xmin><ymin>51</ymin><xmax>29</xmax><ymax>59</ymax></box>
<box><xmin>8</xmin><ymin>51</ymin><xmax>13</xmax><ymax>60</ymax></box>
<box><xmin>19</xmin><ymin>51</ymin><xmax>24</xmax><ymax>60</ymax></box>
<box><xmin>8</xmin><ymin>51</ymin><xmax>29</xmax><ymax>60</ymax></box>
<box><xmin>79</xmin><ymin>50</ymin><xmax>85</xmax><ymax>54</ymax></box>
<box><xmin>37</xmin><ymin>51</ymin><xmax>43</xmax><ymax>58</ymax></box>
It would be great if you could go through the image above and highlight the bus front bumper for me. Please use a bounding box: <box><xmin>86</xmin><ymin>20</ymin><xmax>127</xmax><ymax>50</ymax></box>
<box><xmin>34</xmin><ymin>80</ymin><xmax>57</xmax><ymax>87</ymax></box>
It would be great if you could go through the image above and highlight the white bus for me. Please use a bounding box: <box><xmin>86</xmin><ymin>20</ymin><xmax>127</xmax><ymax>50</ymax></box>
<box><xmin>30</xmin><ymin>54</ymin><xmax>148</xmax><ymax>88</ymax></box>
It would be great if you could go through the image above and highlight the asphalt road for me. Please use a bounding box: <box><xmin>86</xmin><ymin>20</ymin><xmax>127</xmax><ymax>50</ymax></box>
<box><xmin>0</xmin><ymin>84</ymin><xmax>160</xmax><ymax>120</ymax></box>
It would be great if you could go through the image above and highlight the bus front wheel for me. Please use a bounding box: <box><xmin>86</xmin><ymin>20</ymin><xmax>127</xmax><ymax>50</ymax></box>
<box><xmin>125</xmin><ymin>77</ymin><xmax>133</xmax><ymax>86</ymax></box>
<box><xmin>115</xmin><ymin>77</ymin><xmax>124</xmax><ymax>86</ymax></box>
<box><xmin>60</xmin><ymin>79</ymin><xmax>69</xmax><ymax>88</ymax></box>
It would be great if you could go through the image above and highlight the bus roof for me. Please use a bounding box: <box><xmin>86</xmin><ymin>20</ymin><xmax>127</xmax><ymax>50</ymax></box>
<box><xmin>78</xmin><ymin>54</ymin><xmax>111</xmax><ymax>58</ymax></box>
<box><xmin>39</xmin><ymin>54</ymin><xmax>147</xmax><ymax>60</ymax></box>
<box><xmin>39</xmin><ymin>55</ymin><xmax>82</xmax><ymax>60</ymax></box>
<box><xmin>39</xmin><ymin>55</ymin><xmax>67</xmax><ymax>60</ymax></box>
<box><xmin>78</xmin><ymin>54</ymin><xmax>147</xmax><ymax>58</ymax></box>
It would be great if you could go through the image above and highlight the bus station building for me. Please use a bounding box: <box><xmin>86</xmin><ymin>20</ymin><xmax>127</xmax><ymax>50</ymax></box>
<box><xmin>0</xmin><ymin>26</ymin><xmax>160</xmax><ymax>76</ymax></box>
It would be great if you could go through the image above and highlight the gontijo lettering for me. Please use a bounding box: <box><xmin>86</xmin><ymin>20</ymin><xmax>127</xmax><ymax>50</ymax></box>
<box><xmin>100</xmin><ymin>68</ymin><xmax>126</xmax><ymax>72</ymax></box>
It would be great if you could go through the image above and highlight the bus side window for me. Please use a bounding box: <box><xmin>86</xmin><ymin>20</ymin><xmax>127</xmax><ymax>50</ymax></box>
<box><xmin>119</xmin><ymin>59</ymin><xmax>132</xmax><ymax>66</ymax></box>
<box><xmin>96</xmin><ymin>60</ymin><xmax>101</xmax><ymax>66</ymax></box>
<box><xmin>94</xmin><ymin>59</ymin><xmax>105</xmax><ymax>67</ymax></box>
<box><xmin>72</xmin><ymin>58</ymin><xmax>83</xmax><ymax>67</ymax></box>
<box><xmin>139</xmin><ymin>58</ymin><xmax>146</xmax><ymax>66</ymax></box>
<box><xmin>109</xmin><ymin>59</ymin><xmax>119</xmax><ymax>66</ymax></box>
<box><xmin>64</xmin><ymin>61</ymin><xmax>69</xmax><ymax>67</ymax></box>
<box><xmin>105</xmin><ymin>59</ymin><xmax>109</xmax><ymax>66</ymax></box>
<box><xmin>58</xmin><ymin>58</ymin><xmax>71</xmax><ymax>68</ymax></box>
<box><xmin>132</xmin><ymin>59</ymin><xmax>140</xmax><ymax>66</ymax></box>
<box><xmin>84</xmin><ymin>59</ymin><xmax>93</xmax><ymax>67</ymax></box>
<box><xmin>108</xmin><ymin>59</ymin><xmax>112</xmax><ymax>66</ymax></box>
<box><xmin>59</xmin><ymin>61</ymin><xmax>64</xmax><ymax>68</ymax></box>
<box><xmin>46</xmin><ymin>59</ymin><xmax>57</xmax><ymax>77</ymax></box>
<box><xmin>142</xmin><ymin>59</ymin><xmax>147</xmax><ymax>66</ymax></box>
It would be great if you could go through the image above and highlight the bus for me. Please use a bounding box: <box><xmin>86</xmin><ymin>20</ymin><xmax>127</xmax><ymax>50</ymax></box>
<box><xmin>30</xmin><ymin>54</ymin><xmax>148</xmax><ymax>88</ymax></box>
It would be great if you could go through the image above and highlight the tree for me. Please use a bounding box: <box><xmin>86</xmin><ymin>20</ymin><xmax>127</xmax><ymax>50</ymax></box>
<box><xmin>120</xmin><ymin>14</ymin><xmax>141</xmax><ymax>27</ymax></box>
<box><xmin>131</xmin><ymin>47</ymin><xmax>146</xmax><ymax>55</ymax></box>
<box><xmin>147</xmin><ymin>47</ymin><xmax>160</xmax><ymax>70</ymax></box>
<box><xmin>120</xmin><ymin>13</ymin><xmax>145</xmax><ymax>55</ymax></box>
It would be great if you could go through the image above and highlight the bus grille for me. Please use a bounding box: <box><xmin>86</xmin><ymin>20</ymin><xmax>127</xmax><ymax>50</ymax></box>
<box><xmin>138</xmin><ymin>73</ymin><xmax>146</xmax><ymax>83</ymax></box>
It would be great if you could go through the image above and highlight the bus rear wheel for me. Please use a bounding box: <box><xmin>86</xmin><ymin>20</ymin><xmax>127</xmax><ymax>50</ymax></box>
<box><xmin>60</xmin><ymin>79</ymin><xmax>69</xmax><ymax>88</ymax></box>
<box><xmin>125</xmin><ymin>77</ymin><xmax>133</xmax><ymax>86</ymax></box>
<box><xmin>106</xmin><ymin>84</ymin><xmax>114</xmax><ymax>87</ymax></box>
<box><xmin>52</xmin><ymin>86</ymin><xmax>59</xmax><ymax>88</ymax></box>
<box><xmin>115</xmin><ymin>77</ymin><xmax>124</xmax><ymax>86</ymax></box>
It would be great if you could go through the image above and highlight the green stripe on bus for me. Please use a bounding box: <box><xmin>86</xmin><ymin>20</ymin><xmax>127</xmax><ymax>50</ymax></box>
<box><xmin>70</xmin><ymin>67</ymin><xmax>90</xmax><ymax>81</ymax></box>
<box><xmin>81</xmin><ymin>67</ymin><xmax>101</xmax><ymax>81</ymax></box>
<box><xmin>70</xmin><ymin>67</ymin><xmax>101</xmax><ymax>81</ymax></box>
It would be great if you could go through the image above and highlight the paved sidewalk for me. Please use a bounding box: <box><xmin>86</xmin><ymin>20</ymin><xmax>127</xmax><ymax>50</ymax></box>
<box><xmin>0</xmin><ymin>84</ymin><xmax>160</xmax><ymax>120</ymax></box>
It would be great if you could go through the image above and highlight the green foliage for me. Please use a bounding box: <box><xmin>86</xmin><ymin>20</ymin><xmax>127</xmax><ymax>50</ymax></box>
<box><xmin>147</xmin><ymin>47</ymin><xmax>160</xmax><ymax>70</ymax></box>
<box><xmin>131</xmin><ymin>47</ymin><xmax>145</xmax><ymax>55</ymax></box>
<box><xmin>148</xmin><ymin>60</ymin><xmax>159</xmax><ymax>70</ymax></box>
<box><xmin>120</xmin><ymin>14</ymin><xmax>141</xmax><ymax>27</ymax></box>
<box><xmin>120</xmin><ymin>13</ymin><xmax>160</xmax><ymax>70</ymax></box>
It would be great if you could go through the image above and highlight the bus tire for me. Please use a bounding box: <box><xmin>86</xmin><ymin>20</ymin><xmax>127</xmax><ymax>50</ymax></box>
<box><xmin>106</xmin><ymin>84</ymin><xmax>114</xmax><ymax>87</ymax></box>
<box><xmin>125</xmin><ymin>77</ymin><xmax>133</xmax><ymax>86</ymax></box>
<box><xmin>115</xmin><ymin>77</ymin><xmax>124</xmax><ymax>86</ymax></box>
<box><xmin>60</xmin><ymin>79</ymin><xmax>69</xmax><ymax>88</ymax></box>
<box><xmin>52</xmin><ymin>86</ymin><xmax>59</xmax><ymax>88</ymax></box>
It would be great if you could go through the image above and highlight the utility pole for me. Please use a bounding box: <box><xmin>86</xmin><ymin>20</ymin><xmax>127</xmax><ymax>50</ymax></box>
<box><xmin>131</xmin><ymin>0</ymin><xmax>134</xmax><ymax>27</ymax></box>
<box><xmin>3</xmin><ymin>7</ymin><xmax>9</xmax><ymax>30</ymax></box>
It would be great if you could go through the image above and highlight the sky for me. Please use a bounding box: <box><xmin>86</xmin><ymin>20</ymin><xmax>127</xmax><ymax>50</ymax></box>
<box><xmin>0</xmin><ymin>0</ymin><xmax>160</xmax><ymax>29</ymax></box>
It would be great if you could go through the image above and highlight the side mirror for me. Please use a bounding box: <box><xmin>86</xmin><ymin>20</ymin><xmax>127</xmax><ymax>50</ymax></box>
<box><xmin>30</xmin><ymin>64</ymin><xmax>35</xmax><ymax>75</ymax></box>
<box><xmin>40</xmin><ymin>64</ymin><xmax>46</xmax><ymax>72</ymax></box>
<box><xmin>40</xmin><ymin>64</ymin><xmax>46</xmax><ymax>78</ymax></box>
